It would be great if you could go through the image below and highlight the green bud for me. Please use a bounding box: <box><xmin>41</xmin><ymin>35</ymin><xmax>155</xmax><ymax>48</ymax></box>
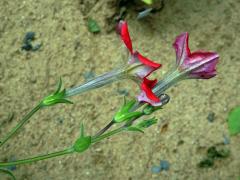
<box><xmin>41</xmin><ymin>78</ymin><xmax>73</xmax><ymax>106</ymax></box>
<box><xmin>73</xmin><ymin>136</ymin><xmax>91</xmax><ymax>153</ymax></box>
<box><xmin>73</xmin><ymin>123</ymin><xmax>91</xmax><ymax>153</ymax></box>
<box><xmin>114</xmin><ymin>99</ymin><xmax>143</xmax><ymax>123</ymax></box>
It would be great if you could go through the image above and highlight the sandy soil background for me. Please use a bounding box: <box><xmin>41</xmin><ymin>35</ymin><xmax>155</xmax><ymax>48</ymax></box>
<box><xmin>0</xmin><ymin>0</ymin><xmax>240</xmax><ymax>179</ymax></box>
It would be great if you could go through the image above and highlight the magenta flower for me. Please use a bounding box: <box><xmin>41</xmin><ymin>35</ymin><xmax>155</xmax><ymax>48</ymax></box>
<box><xmin>117</xmin><ymin>21</ymin><xmax>161</xmax><ymax>105</ymax></box>
<box><xmin>173</xmin><ymin>32</ymin><xmax>219</xmax><ymax>79</ymax></box>
<box><xmin>152</xmin><ymin>32</ymin><xmax>219</xmax><ymax>99</ymax></box>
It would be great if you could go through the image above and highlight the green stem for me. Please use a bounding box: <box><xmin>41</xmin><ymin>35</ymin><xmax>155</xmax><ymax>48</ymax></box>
<box><xmin>0</xmin><ymin>148</ymin><xmax>74</xmax><ymax>167</ymax></box>
<box><xmin>92</xmin><ymin>127</ymin><xmax>125</xmax><ymax>143</ymax></box>
<box><xmin>0</xmin><ymin>168</ymin><xmax>16</xmax><ymax>180</ymax></box>
<box><xmin>0</xmin><ymin>103</ymin><xmax>43</xmax><ymax>147</ymax></box>
<box><xmin>93</xmin><ymin>120</ymin><xmax>115</xmax><ymax>138</ymax></box>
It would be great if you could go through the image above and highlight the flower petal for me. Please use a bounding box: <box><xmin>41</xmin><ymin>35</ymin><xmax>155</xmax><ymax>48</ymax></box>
<box><xmin>137</xmin><ymin>77</ymin><xmax>160</xmax><ymax>106</ymax></box>
<box><xmin>117</xmin><ymin>21</ymin><xmax>133</xmax><ymax>54</ymax></box>
<box><xmin>187</xmin><ymin>51</ymin><xmax>219</xmax><ymax>79</ymax></box>
<box><xmin>173</xmin><ymin>32</ymin><xmax>190</xmax><ymax>66</ymax></box>
<box><xmin>173</xmin><ymin>32</ymin><xmax>219</xmax><ymax>80</ymax></box>
<box><xmin>138</xmin><ymin>91</ymin><xmax>162</xmax><ymax>106</ymax></box>
<box><xmin>128</xmin><ymin>52</ymin><xmax>161</xmax><ymax>78</ymax></box>
<box><xmin>137</xmin><ymin>52</ymin><xmax>161</xmax><ymax>69</ymax></box>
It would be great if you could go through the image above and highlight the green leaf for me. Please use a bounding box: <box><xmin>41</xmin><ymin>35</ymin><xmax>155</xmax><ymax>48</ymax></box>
<box><xmin>88</xmin><ymin>18</ymin><xmax>101</xmax><ymax>33</ymax></box>
<box><xmin>127</xmin><ymin>126</ymin><xmax>144</xmax><ymax>133</ymax></box>
<box><xmin>0</xmin><ymin>168</ymin><xmax>16</xmax><ymax>180</ymax></box>
<box><xmin>141</xmin><ymin>0</ymin><xmax>153</xmax><ymax>5</ymax></box>
<box><xmin>73</xmin><ymin>136</ymin><xmax>91</xmax><ymax>153</ymax></box>
<box><xmin>136</xmin><ymin>117</ymin><xmax>157</xmax><ymax>129</ymax></box>
<box><xmin>227</xmin><ymin>106</ymin><xmax>240</xmax><ymax>135</ymax></box>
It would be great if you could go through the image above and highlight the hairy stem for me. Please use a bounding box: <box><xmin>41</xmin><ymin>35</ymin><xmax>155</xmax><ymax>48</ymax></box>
<box><xmin>0</xmin><ymin>103</ymin><xmax>43</xmax><ymax>147</ymax></box>
<box><xmin>0</xmin><ymin>148</ymin><xmax>74</xmax><ymax>167</ymax></box>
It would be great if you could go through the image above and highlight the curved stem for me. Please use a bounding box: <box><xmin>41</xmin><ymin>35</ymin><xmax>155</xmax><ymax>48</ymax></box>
<box><xmin>0</xmin><ymin>168</ymin><xmax>16</xmax><ymax>180</ymax></box>
<box><xmin>0</xmin><ymin>148</ymin><xmax>74</xmax><ymax>167</ymax></box>
<box><xmin>0</xmin><ymin>103</ymin><xmax>43</xmax><ymax>147</ymax></box>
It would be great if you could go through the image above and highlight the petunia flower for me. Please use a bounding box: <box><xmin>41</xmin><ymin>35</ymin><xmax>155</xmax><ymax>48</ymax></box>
<box><xmin>153</xmin><ymin>32</ymin><xmax>219</xmax><ymax>98</ymax></box>
<box><xmin>137</xmin><ymin>77</ymin><xmax>162</xmax><ymax>106</ymax></box>
<box><xmin>117</xmin><ymin>21</ymin><xmax>161</xmax><ymax>79</ymax></box>
<box><xmin>117</xmin><ymin>21</ymin><xmax>161</xmax><ymax>105</ymax></box>
<box><xmin>65</xmin><ymin>21</ymin><xmax>162</xmax><ymax>106</ymax></box>
<box><xmin>173</xmin><ymin>32</ymin><xmax>218</xmax><ymax>79</ymax></box>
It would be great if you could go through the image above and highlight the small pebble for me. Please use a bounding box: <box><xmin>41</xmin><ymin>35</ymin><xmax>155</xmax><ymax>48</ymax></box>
<box><xmin>23</xmin><ymin>32</ymin><xmax>35</xmax><ymax>43</ymax></box>
<box><xmin>207</xmin><ymin>112</ymin><xmax>215</xmax><ymax>122</ymax></box>
<box><xmin>6</xmin><ymin>156</ymin><xmax>17</xmax><ymax>171</ymax></box>
<box><xmin>223</xmin><ymin>134</ymin><xmax>230</xmax><ymax>145</ymax></box>
<box><xmin>160</xmin><ymin>160</ymin><xmax>170</xmax><ymax>171</ymax></box>
<box><xmin>151</xmin><ymin>165</ymin><xmax>161</xmax><ymax>174</ymax></box>
<box><xmin>137</xmin><ymin>8</ymin><xmax>153</xmax><ymax>19</ymax></box>
<box><xmin>21</xmin><ymin>31</ymin><xmax>41</xmax><ymax>51</ymax></box>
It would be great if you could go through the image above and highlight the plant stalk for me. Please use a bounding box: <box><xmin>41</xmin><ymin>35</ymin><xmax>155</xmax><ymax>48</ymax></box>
<box><xmin>0</xmin><ymin>148</ymin><xmax>74</xmax><ymax>167</ymax></box>
<box><xmin>0</xmin><ymin>103</ymin><xmax>43</xmax><ymax>147</ymax></box>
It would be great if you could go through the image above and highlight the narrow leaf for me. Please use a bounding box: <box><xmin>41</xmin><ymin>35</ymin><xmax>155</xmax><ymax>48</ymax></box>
<box><xmin>54</xmin><ymin>77</ymin><xmax>62</xmax><ymax>95</ymax></box>
<box><xmin>127</xmin><ymin>126</ymin><xmax>144</xmax><ymax>133</ymax></box>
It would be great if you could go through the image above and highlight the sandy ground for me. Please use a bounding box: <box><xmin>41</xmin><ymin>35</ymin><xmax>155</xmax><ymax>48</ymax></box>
<box><xmin>0</xmin><ymin>0</ymin><xmax>240</xmax><ymax>179</ymax></box>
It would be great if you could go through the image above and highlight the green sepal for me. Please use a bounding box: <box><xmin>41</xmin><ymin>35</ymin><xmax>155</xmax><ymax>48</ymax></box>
<box><xmin>54</xmin><ymin>77</ymin><xmax>63</xmax><ymax>95</ymax></box>
<box><xmin>114</xmin><ymin>111</ymin><xmax>142</xmax><ymax>123</ymax></box>
<box><xmin>114</xmin><ymin>98</ymin><xmax>143</xmax><ymax>123</ymax></box>
<box><xmin>143</xmin><ymin>104</ymin><xmax>162</xmax><ymax>115</ymax></box>
<box><xmin>41</xmin><ymin>78</ymin><xmax>73</xmax><ymax>106</ymax></box>
<box><xmin>136</xmin><ymin>117</ymin><xmax>157</xmax><ymax>128</ymax></box>
<box><xmin>73</xmin><ymin>123</ymin><xmax>91</xmax><ymax>153</ymax></box>
<box><xmin>73</xmin><ymin>136</ymin><xmax>91</xmax><ymax>153</ymax></box>
<box><xmin>121</xmin><ymin>99</ymin><xmax>135</xmax><ymax>113</ymax></box>
<box><xmin>126</xmin><ymin>126</ymin><xmax>144</xmax><ymax>133</ymax></box>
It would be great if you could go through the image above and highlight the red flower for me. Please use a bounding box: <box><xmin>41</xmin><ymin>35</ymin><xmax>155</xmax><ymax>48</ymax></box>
<box><xmin>117</xmin><ymin>21</ymin><xmax>161</xmax><ymax>105</ymax></box>
<box><xmin>173</xmin><ymin>32</ymin><xmax>219</xmax><ymax>79</ymax></box>
<box><xmin>137</xmin><ymin>78</ymin><xmax>162</xmax><ymax>106</ymax></box>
